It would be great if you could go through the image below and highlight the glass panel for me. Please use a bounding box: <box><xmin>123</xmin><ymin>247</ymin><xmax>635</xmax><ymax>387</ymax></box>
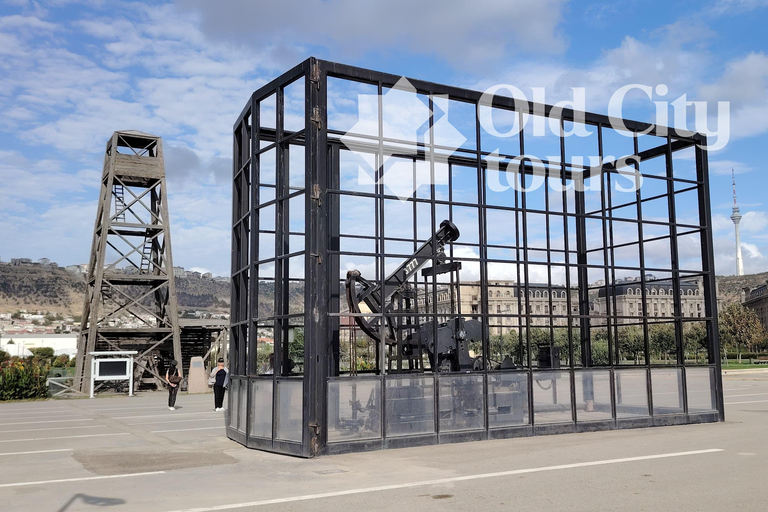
<box><xmin>488</xmin><ymin>372</ymin><xmax>529</xmax><ymax>428</ymax></box>
<box><xmin>283</xmin><ymin>77</ymin><xmax>305</xmax><ymax>134</ymax></box>
<box><xmin>614</xmin><ymin>369</ymin><xmax>649</xmax><ymax>418</ymax></box>
<box><xmin>228</xmin><ymin>379</ymin><xmax>239</xmax><ymax>428</ymax></box>
<box><xmin>237</xmin><ymin>379</ymin><xmax>247</xmax><ymax>433</ymax></box>
<box><xmin>438</xmin><ymin>374</ymin><xmax>484</xmax><ymax>432</ymax></box>
<box><xmin>385</xmin><ymin>375</ymin><xmax>435</xmax><ymax>437</ymax></box>
<box><xmin>256</xmin><ymin>326</ymin><xmax>274</xmax><ymax>374</ymax></box>
<box><xmin>327</xmin><ymin>378</ymin><xmax>382</xmax><ymax>443</ymax></box>
<box><xmin>652</xmin><ymin>368</ymin><xmax>684</xmax><ymax>415</ymax></box>
<box><xmin>575</xmin><ymin>370</ymin><xmax>613</xmax><ymax>422</ymax></box>
<box><xmin>616</xmin><ymin>324</ymin><xmax>647</xmax><ymax>365</ymax></box>
<box><xmin>649</xmin><ymin>322</ymin><xmax>677</xmax><ymax>364</ymax></box>
<box><xmin>532</xmin><ymin>370</ymin><xmax>572</xmax><ymax>424</ymax></box>
<box><xmin>276</xmin><ymin>380</ymin><xmax>303</xmax><ymax>442</ymax></box>
<box><xmin>259</xmin><ymin>147</ymin><xmax>276</xmax><ymax>187</ymax></box>
<box><xmin>683</xmin><ymin>320</ymin><xmax>708</xmax><ymax>362</ymax></box>
<box><xmin>259</xmin><ymin>94</ymin><xmax>276</xmax><ymax>130</ymax></box>
<box><xmin>249</xmin><ymin>379</ymin><xmax>273</xmax><ymax>438</ymax></box>
<box><xmin>686</xmin><ymin>367</ymin><xmax>717</xmax><ymax>413</ymax></box>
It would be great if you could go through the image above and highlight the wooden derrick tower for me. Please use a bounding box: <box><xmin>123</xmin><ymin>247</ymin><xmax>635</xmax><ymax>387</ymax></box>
<box><xmin>74</xmin><ymin>131</ymin><xmax>181</xmax><ymax>394</ymax></box>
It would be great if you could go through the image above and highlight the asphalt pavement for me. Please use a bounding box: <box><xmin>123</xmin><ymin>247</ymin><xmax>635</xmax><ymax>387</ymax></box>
<box><xmin>1</xmin><ymin>373</ymin><xmax>767</xmax><ymax>512</ymax></box>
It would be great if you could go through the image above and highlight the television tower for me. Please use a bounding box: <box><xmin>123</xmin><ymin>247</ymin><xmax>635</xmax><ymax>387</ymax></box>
<box><xmin>731</xmin><ymin>169</ymin><xmax>744</xmax><ymax>276</ymax></box>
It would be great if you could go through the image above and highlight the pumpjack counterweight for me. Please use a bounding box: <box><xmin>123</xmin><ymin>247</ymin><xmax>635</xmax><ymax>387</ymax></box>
<box><xmin>74</xmin><ymin>131</ymin><xmax>182</xmax><ymax>394</ymax></box>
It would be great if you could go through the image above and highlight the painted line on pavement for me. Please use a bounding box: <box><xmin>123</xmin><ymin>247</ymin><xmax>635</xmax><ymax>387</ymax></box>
<box><xmin>90</xmin><ymin>407</ymin><xmax>211</xmax><ymax>414</ymax></box>
<box><xmin>0</xmin><ymin>449</ymin><xmax>73</xmax><ymax>457</ymax></box>
<box><xmin>78</xmin><ymin>401</ymin><xmax>213</xmax><ymax>410</ymax></box>
<box><xmin>0</xmin><ymin>470</ymin><xmax>166</xmax><ymax>489</ymax></box>
<box><xmin>723</xmin><ymin>392</ymin><xmax>768</xmax><ymax>398</ymax></box>
<box><xmin>151</xmin><ymin>426</ymin><xmax>225</xmax><ymax>433</ymax></box>
<box><xmin>113</xmin><ymin>412</ymin><xmax>220</xmax><ymax>419</ymax></box>
<box><xmin>0</xmin><ymin>419</ymin><xmax>94</xmax><ymax>427</ymax></box>
<box><xmin>0</xmin><ymin>433</ymin><xmax>129</xmax><ymax>444</ymax></box>
<box><xmin>0</xmin><ymin>425</ymin><xmax>105</xmax><ymax>434</ymax></box>
<box><xmin>0</xmin><ymin>410</ymin><xmax>75</xmax><ymax>417</ymax></box>
<box><xmin>128</xmin><ymin>418</ymin><xmax>223</xmax><ymax>426</ymax></box>
<box><xmin>162</xmin><ymin>449</ymin><xmax>724</xmax><ymax>512</ymax></box>
<box><xmin>725</xmin><ymin>399</ymin><xmax>768</xmax><ymax>405</ymax></box>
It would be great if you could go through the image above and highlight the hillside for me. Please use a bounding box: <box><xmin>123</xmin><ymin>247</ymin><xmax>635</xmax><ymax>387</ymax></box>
<box><xmin>0</xmin><ymin>262</ymin><xmax>760</xmax><ymax>316</ymax></box>
<box><xmin>716</xmin><ymin>271</ymin><xmax>768</xmax><ymax>306</ymax></box>
<box><xmin>0</xmin><ymin>265</ymin><xmax>84</xmax><ymax>314</ymax></box>
<box><xmin>0</xmin><ymin>265</ymin><xmax>231</xmax><ymax>315</ymax></box>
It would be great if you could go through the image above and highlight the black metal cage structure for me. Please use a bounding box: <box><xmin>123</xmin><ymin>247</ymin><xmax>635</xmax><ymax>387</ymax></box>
<box><xmin>229</xmin><ymin>58</ymin><xmax>724</xmax><ymax>457</ymax></box>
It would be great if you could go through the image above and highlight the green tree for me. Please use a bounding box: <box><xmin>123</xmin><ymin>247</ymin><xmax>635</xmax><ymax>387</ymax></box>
<box><xmin>29</xmin><ymin>347</ymin><xmax>55</xmax><ymax>365</ymax></box>
<box><xmin>719</xmin><ymin>303</ymin><xmax>767</xmax><ymax>362</ymax></box>
<box><xmin>589</xmin><ymin>328</ymin><xmax>609</xmax><ymax>365</ymax></box>
<box><xmin>617</xmin><ymin>326</ymin><xmax>645</xmax><ymax>364</ymax></box>
<box><xmin>52</xmin><ymin>355</ymin><xmax>69</xmax><ymax>368</ymax></box>
<box><xmin>10</xmin><ymin>311</ymin><xmax>23</xmax><ymax>320</ymax></box>
<box><xmin>288</xmin><ymin>328</ymin><xmax>304</xmax><ymax>367</ymax></box>
<box><xmin>486</xmin><ymin>330</ymin><xmax>521</xmax><ymax>366</ymax></box>
<box><xmin>0</xmin><ymin>350</ymin><xmax>9</xmax><ymax>364</ymax></box>
<box><xmin>684</xmin><ymin>322</ymin><xmax>708</xmax><ymax>363</ymax></box>
<box><xmin>649</xmin><ymin>323</ymin><xmax>676</xmax><ymax>363</ymax></box>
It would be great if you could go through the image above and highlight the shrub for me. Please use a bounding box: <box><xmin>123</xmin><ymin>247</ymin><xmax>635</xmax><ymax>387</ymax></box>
<box><xmin>0</xmin><ymin>360</ymin><xmax>50</xmax><ymax>400</ymax></box>
<box><xmin>52</xmin><ymin>355</ymin><xmax>69</xmax><ymax>368</ymax></box>
<box><xmin>0</xmin><ymin>350</ymin><xmax>9</xmax><ymax>364</ymax></box>
<box><xmin>29</xmin><ymin>347</ymin><xmax>55</xmax><ymax>359</ymax></box>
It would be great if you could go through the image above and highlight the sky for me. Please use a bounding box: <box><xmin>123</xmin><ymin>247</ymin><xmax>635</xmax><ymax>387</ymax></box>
<box><xmin>1</xmin><ymin>0</ymin><xmax>767</xmax><ymax>278</ymax></box>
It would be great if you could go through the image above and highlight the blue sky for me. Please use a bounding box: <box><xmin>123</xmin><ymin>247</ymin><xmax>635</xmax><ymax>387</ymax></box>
<box><xmin>1</xmin><ymin>0</ymin><xmax>767</xmax><ymax>277</ymax></box>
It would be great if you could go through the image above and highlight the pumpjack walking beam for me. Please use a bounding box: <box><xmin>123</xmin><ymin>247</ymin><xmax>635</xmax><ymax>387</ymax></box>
<box><xmin>74</xmin><ymin>131</ymin><xmax>182</xmax><ymax>394</ymax></box>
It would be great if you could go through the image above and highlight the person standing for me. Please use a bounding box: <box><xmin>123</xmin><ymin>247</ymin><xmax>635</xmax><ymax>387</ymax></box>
<box><xmin>166</xmin><ymin>360</ymin><xmax>181</xmax><ymax>411</ymax></box>
<box><xmin>211</xmin><ymin>358</ymin><xmax>229</xmax><ymax>412</ymax></box>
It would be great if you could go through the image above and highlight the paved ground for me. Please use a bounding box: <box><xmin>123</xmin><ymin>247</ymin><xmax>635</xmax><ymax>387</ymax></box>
<box><xmin>1</xmin><ymin>373</ymin><xmax>767</xmax><ymax>512</ymax></box>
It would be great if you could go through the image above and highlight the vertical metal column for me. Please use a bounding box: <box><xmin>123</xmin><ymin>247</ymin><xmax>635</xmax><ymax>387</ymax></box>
<box><xmin>695</xmin><ymin>136</ymin><xmax>724</xmax><ymax>421</ymax></box>
<box><xmin>305</xmin><ymin>58</ymin><xmax>330</xmax><ymax>456</ymax></box>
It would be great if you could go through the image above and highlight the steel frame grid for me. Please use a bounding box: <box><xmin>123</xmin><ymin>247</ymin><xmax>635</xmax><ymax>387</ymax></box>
<box><xmin>228</xmin><ymin>57</ymin><xmax>724</xmax><ymax>458</ymax></box>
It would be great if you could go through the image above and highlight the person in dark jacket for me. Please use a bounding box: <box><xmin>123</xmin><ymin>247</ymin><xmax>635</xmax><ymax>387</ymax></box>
<box><xmin>166</xmin><ymin>360</ymin><xmax>181</xmax><ymax>411</ymax></box>
<box><xmin>211</xmin><ymin>358</ymin><xmax>229</xmax><ymax>412</ymax></box>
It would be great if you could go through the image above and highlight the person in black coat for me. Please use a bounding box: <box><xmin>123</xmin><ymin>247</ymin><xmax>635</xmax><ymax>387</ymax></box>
<box><xmin>166</xmin><ymin>360</ymin><xmax>181</xmax><ymax>411</ymax></box>
<box><xmin>210</xmin><ymin>358</ymin><xmax>229</xmax><ymax>412</ymax></box>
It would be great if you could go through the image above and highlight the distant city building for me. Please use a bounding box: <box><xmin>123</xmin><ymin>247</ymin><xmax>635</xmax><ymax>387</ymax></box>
<box><xmin>743</xmin><ymin>281</ymin><xmax>768</xmax><ymax>333</ymax></box>
<box><xmin>421</xmin><ymin>280</ymin><xmax>580</xmax><ymax>335</ymax></box>
<box><xmin>65</xmin><ymin>264</ymin><xmax>88</xmax><ymax>274</ymax></box>
<box><xmin>0</xmin><ymin>333</ymin><xmax>78</xmax><ymax>355</ymax></box>
<box><xmin>202</xmin><ymin>272</ymin><xmax>213</xmax><ymax>279</ymax></box>
<box><xmin>11</xmin><ymin>258</ymin><xmax>32</xmax><ymax>266</ymax></box>
<box><xmin>37</xmin><ymin>258</ymin><xmax>50</xmax><ymax>266</ymax></box>
<box><xmin>591</xmin><ymin>278</ymin><xmax>711</xmax><ymax>324</ymax></box>
<box><xmin>173</xmin><ymin>266</ymin><xmax>185</xmax><ymax>277</ymax></box>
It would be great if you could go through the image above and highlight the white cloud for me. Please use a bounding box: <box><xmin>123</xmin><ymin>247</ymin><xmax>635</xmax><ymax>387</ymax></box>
<box><xmin>712</xmin><ymin>213</ymin><xmax>734</xmax><ymax>232</ymax></box>
<box><xmin>741</xmin><ymin>210</ymin><xmax>768</xmax><ymax>233</ymax></box>
<box><xmin>708</xmin><ymin>160</ymin><xmax>754</xmax><ymax>175</ymax></box>
<box><xmin>711</xmin><ymin>0</ymin><xmax>768</xmax><ymax>14</ymax></box>
<box><xmin>178</xmin><ymin>0</ymin><xmax>569</xmax><ymax>67</ymax></box>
